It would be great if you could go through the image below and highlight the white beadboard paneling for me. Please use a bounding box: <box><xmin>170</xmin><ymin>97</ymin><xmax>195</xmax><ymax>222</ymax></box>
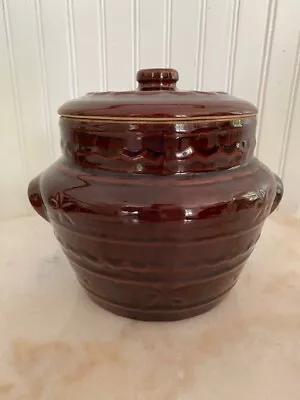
<box><xmin>34</xmin><ymin>0</ymin><xmax>55</xmax><ymax>163</ymax></box>
<box><xmin>98</xmin><ymin>0</ymin><xmax>108</xmax><ymax>91</ymax></box>
<box><xmin>39</xmin><ymin>0</ymin><xmax>72</xmax><ymax>159</ymax></box>
<box><xmin>226</xmin><ymin>0</ymin><xmax>240</xmax><ymax>93</ymax></box>
<box><xmin>0</xmin><ymin>2</ymin><xmax>29</xmax><ymax>219</ymax></box>
<box><xmin>279</xmin><ymin>32</ymin><xmax>300</xmax><ymax>176</ymax></box>
<box><xmin>202</xmin><ymin>0</ymin><xmax>236</xmax><ymax>91</ymax></box>
<box><xmin>5</xmin><ymin>0</ymin><xmax>51</xmax><ymax>181</ymax></box>
<box><xmin>232</xmin><ymin>0</ymin><xmax>270</xmax><ymax>105</ymax></box>
<box><xmin>66</xmin><ymin>0</ymin><xmax>78</xmax><ymax>98</ymax></box>
<box><xmin>255</xmin><ymin>0</ymin><xmax>277</xmax><ymax>138</ymax></box>
<box><xmin>279</xmin><ymin>36</ymin><xmax>300</xmax><ymax>214</ymax></box>
<box><xmin>278</xmin><ymin>35</ymin><xmax>300</xmax><ymax>178</ymax></box>
<box><xmin>72</xmin><ymin>0</ymin><xmax>101</xmax><ymax>95</ymax></box>
<box><xmin>131</xmin><ymin>0</ymin><xmax>139</xmax><ymax>85</ymax></box>
<box><xmin>196</xmin><ymin>0</ymin><xmax>207</xmax><ymax>90</ymax></box>
<box><xmin>139</xmin><ymin>0</ymin><xmax>166</xmax><ymax>70</ymax></box>
<box><xmin>163</xmin><ymin>0</ymin><xmax>172</xmax><ymax>67</ymax></box>
<box><xmin>256</xmin><ymin>0</ymin><xmax>300</xmax><ymax>174</ymax></box>
<box><xmin>105</xmin><ymin>0</ymin><xmax>133</xmax><ymax>90</ymax></box>
<box><xmin>170</xmin><ymin>0</ymin><xmax>200</xmax><ymax>89</ymax></box>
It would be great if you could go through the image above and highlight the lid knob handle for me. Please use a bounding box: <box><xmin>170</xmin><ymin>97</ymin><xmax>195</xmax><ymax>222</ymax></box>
<box><xmin>137</xmin><ymin>68</ymin><xmax>178</xmax><ymax>91</ymax></box>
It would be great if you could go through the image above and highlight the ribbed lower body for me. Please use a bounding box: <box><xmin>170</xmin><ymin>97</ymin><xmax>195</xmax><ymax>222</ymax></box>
<box><xmin>71</xmin><ymin>261</ymin><xmax>243</xmax><ymax>321</ymax></box>
<box><xmin>83</xmin><ymin>283</ymin><xmax>235</xmax><ymax>321</ymax></box>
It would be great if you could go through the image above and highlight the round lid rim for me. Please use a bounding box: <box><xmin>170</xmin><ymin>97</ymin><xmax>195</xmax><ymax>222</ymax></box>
<box><xmin>58</xmin><ymin>112</ymin><xmax>257</xmax><ymax>123</ymax></box>
<box><xmin>58</xmin><ymin>89</ymin><xmax>258</xmax><ymax>121</ymax></box>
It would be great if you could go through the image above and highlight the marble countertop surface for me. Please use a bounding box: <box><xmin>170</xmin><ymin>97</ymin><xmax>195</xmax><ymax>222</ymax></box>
<box><xmin>0</xmin><ymin>213</ymin><xmax>299</xmax><ymax>399</ymax></box>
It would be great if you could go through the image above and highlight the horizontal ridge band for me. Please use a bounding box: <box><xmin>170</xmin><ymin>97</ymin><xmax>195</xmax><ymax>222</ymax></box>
<box><xmin>72</xmin><ymin>258</ymin><xmax>245</xmax><ymax>286</ymax></box>
<box><xmin>80</xmin><ymin>282</ymin><xmax>237</xmax><ymax>313</ymax></box>
<box><xmin>53</xmin><ymin>220</ymin><xmax>262</xmax><ymax>246</ymax></box>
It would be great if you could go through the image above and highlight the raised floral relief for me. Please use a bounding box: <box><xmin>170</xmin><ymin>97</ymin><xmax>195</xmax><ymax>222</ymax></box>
<box><xmin>146</xmin><ymin>284</ymin><xmax>187</xmax><ymax>309</ymax></box>
<box><xmin>49</xmin><ymin>192</ymin><xmax>76</xmax><ymax>225</ymax></box>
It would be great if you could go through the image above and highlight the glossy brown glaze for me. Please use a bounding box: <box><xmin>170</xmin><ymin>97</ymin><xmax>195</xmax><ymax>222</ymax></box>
<box><xmin>58</xmin><ymin>68</ymin><xmax>257</xmax><ymax>120</ymax></box>
<box><xmin>28</xmin><ymin>69</ymin><xmax>283</xmax><ymax>321</ymax></box>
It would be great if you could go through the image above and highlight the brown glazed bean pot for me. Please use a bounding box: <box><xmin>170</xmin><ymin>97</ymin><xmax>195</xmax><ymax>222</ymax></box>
<box><xmin>28</xmin><ymin>69</ymin><xmax>283</xmax><ymax>321</ymax></box>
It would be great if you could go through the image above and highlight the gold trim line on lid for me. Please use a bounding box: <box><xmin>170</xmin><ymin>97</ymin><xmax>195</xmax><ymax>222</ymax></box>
<box><xmin>59</xmin><ymin>113</ymin><xmax>257</xmax><ymax>124</ymax></box>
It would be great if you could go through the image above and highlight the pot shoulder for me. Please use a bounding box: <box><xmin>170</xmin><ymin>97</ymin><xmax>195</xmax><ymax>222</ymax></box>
<box><xmin>38</xmin><ymin>157</ymin><xmax>277</xmax><ymax>230</ymax></box>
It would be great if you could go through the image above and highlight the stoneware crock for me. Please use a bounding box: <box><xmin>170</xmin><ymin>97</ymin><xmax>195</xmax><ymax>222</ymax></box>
<box><xmin>28</xmin><ymin>68</ymin><xmax>283</xmax><ymax>321</ymax></box>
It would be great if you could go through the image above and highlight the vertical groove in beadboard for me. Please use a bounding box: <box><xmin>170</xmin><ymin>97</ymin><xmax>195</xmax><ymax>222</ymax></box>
<box><xmin>2</xmin><ymin>0</ymin><xmax>27</xmax><ymax>181</ymax></box>
<box><xmin>255</xmin><ymin>0</ymin><xmax>278</xmax><ymax>155</ymax></box>
<box><xmin>164</xmin><ymin>0</ymin><xmax>172</xmax><ymax>67</ymax></box>
<box><xmin>34</xmin><ymin>0</ymin><xmax>54</xmax><ymax>162</ymax></box>
<box><xmin>66</xmin><ymin>0</ymin><xmax>78</xmax><ymax>97</ymax></box>
<box><xmin>196</xmin><ymin>0</ymin><xmax>207</xmax><ymax>90</ymax></box>
<box><xmin>131</xmin><ymin>0</ymin><xmax>139</xmax><ymax>88</ymax></box>
<box><xmin>97</xmin><ymin>0</ymin><xmax>107</xmax><ymax>91</ymax></box>
<box><xmin>279</xmin><ymin>34</ymin><xmax>300</xmax><ymax>179</ymax></box>
<box><xmin>226</xmin><ymin>0</ymin><xmax>240</xmax><ymax>93</ymax></box>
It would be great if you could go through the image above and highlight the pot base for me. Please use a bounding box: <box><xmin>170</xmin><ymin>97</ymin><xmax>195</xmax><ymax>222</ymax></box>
<box><xmin>83</xmin><ymin>286</ymin><xmax>234</xmax><ymax>322</ymax></box>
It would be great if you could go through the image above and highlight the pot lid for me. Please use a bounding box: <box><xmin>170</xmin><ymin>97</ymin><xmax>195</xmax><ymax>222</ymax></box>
<box><xmin>58</xmin><ymin>68</ymin><xmax>257</xmax><ymax>122</ymax></box>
